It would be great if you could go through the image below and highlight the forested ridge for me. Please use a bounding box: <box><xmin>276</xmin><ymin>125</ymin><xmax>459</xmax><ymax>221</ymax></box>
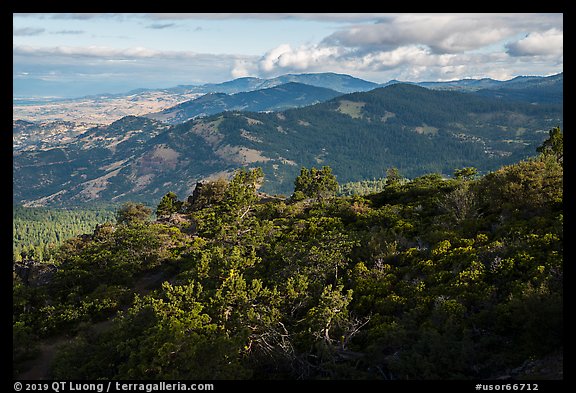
<box><xmin>13</xmin><ymin>128</ymin><xmax>563</xmax><ymax>380</ymax></box>
<box><xmin>14</xmin><ymin>81</ymin><xmax>562</xmax><ymax>207</ymax></box>
<box><xmin>13</xmin><ymin>205</ymin><xmax>117</xmax><ymax>263</ymax></box>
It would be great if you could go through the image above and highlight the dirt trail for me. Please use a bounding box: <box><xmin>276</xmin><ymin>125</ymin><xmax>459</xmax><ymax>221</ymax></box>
<box><xmin>134</xmin><ymin>270</ymin><xmax>167</xmax><ymax>294</ymax></box>
<box><xmin>18</xmin><ymin>337</ymin><xmax>72</xmax><ymax>380</ymax></box>
<box><xmin>16</xmin><ymin>269</ymin><xmax>172</xmax><ymax>380</ymax></box>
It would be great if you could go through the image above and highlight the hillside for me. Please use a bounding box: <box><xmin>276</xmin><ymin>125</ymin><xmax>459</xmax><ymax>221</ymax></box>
<box><xmin>12</xmin><ymin>89</ymin><xmax>202</xmax><ymax>125</ymax></box>
<box><xmin>146</xmin><ymin>82</ymin><xmax>344</xmax><ymax>124</ymax></box>
<box><xmin>13</xmin><ymin>81</ymin><xmax>563</xmax><ymax>207</ymax></box>
<box><xmin>13</xmin><ymin>143</ymin><xmax>563</xmax><ymax>380</ymax></box>
<box><xmin>13</xmin><ymin>120</ymin><xmax>92</xmax><ymax>152</ymax></box>
<box><xmin>170</xmin><ymin>72</ymin><xmax>380</xmax><ymax>95</ymax></box>
<box><xmin>474</xmin><ymin>73</ymin><xmax>563</xmax><ymax>104</ymax></box>
<box><xmin>386</xmin><ymin>72</ymin><xmax>563</xmax><ymax>104</ymax></box>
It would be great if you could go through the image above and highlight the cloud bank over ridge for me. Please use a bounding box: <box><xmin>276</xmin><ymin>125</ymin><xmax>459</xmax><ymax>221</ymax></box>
<box><xmin>13</xmin><ymin>13</ymin><xmax>563</xmax><ymax>97</ymax></box>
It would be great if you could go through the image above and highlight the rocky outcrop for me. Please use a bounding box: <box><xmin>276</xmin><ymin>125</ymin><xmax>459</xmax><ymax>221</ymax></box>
<box><xmin>13</xmin><ymin>259</ymin><xmax>58</xmax><ymax>287</ymax></box>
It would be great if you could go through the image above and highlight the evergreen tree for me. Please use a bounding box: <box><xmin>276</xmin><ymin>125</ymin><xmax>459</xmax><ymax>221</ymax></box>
<box><xmin>293</xmin><ymin>166</ymin><xmax>339</xmax><ymax>202</ymax></box>
<box><xmin>453</xmin><ymin>167</ymin><xmax>478</xmax><ymax>180</ymax></box>
<box><xmin>156</xmin><ymin>192</ymin><xmax>182</xmax><ymax>219</ymax></box>
<box><xmin>116</xmin><ymin>202</ymin><xmax>152</xmax><ymax>225</ymax></box>
<box><xmin>537</xmin><ymin>126</ymin><xmax>563</xmax><ymax>163</ymax></box>
<box><xmin>13</xmin><ymin>153</ymin><xmax>563</xmax><ymax>380</ymax></box>
<box><xmin>385</xmin><ymin>167</ymin><xmax>402</xmax><ymax>187</ymax></box>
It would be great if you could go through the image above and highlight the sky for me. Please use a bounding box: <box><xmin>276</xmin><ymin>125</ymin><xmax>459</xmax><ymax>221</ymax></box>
<box><xmin>13</xmin><ymin>13</ymin><xmax>564</xmax><ymax>98</ymax></box>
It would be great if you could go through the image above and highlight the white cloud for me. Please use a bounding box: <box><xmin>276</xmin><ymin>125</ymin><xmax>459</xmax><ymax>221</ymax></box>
<box><xmin>13</xmin><ymin>27</ymin><xmax>45</xmax><ymax>36</ymax></box>
<box><xmin>258</xmin><ymin>44</ymin><xmax>341</xmax><ymax>74</ymax></box>
<box><xmin>51</xmin><ymin>30</ymin><xmax>85</xmax><ymax>35</ymax></box>
<box><xmin>13</xmin><ymin>44</ymin><xmax>258</xmax><ymax>95</ymax></box>
<box><xmin>506</xmin><ymin>28</ymin><xmax>563</xmax><ymax>56</ymax></box>
<box><xmin>142</xmin><ymin>13</ymin><xmax>399</xmax><ymax>23</ymax></box>
<box><xmin>231</xmin><ymin>59</ymin><xmax>257</xmax><ymax>78</ymax></box>
<box><xmin>357</xmin><ymin>45</ymin><xmax>435</xmax><ymax>68</ymax></box>
<box><xmin>13</xmin><ymin>13</ymin><xmax>564</xmax><ymax>97</ymax></box>
<box><xmin>259</xmin><ymin>44</ymin><xmax>293</xmax><ymax>73</ymax></box>
<box><xmin>12</xmin><ymin>44</ymin><xmax>254</xmax><ymax>62</ymax></box>
<box><xmin>14</xmin><ymin>13</ymin><xmax>394</xmax><ymax>22</ymax></box>
<box><xmin>324</xmin><ymin>14</ymin><xmax>517</xmax><ymax>54</ymax></box>
<box><xmin>249</xmin><ymin>14</ymin><xmax>562</xmax><ymax>82</ymax></box>
<box><xmin>254</xmin><ymin>42</ymin><xmax>469</xmax><ymax>79</ymax></box>
<box><xmin>145</xmin><ymin>23</ymin><xmax>176</xmax><ymax>29</ymax></box>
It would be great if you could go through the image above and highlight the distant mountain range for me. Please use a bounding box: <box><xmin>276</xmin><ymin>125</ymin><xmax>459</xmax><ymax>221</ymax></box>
<box><xmin>144</xmin><ymin>72</ymin><xmax>563</xmax><ymax>125</ymax></box>
<box><xmin>390</xmin><ymin>72</ymin><xmax>563</xmax><ymax>104</ymax></box>
<box><xmin>14</xmin><ymin>70</ymin><xmax>562</xmax><ymax>103</ymax></box>
<box><xmin>145</xmin><ymin>82</ymin><xmax>344</xmax><ymax>124</ymax></box>
<box><xmin>13</xmin><ymin>73</ymin><xmax>563</xmax><ymax>207</ymax></box>
<box><xmin>105</xmin><ymin>71</ymin><xmax>564</xmax><ymax>103</ymax></box>
<box><xmin>14</xmin><ymin>72</ymin><xmax>562</xmax><ymax>128</ymax></box>
<box><xmin>157</xmin><ymin>72</ymin><xmax>380</xmax><ymax>95</ymax></box>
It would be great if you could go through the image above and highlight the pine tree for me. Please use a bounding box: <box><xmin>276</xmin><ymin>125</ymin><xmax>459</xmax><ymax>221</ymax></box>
<box><xmin>293</xmin><ymin>166</ymin><xmax>339</xmax><ymax>202</ymax></box>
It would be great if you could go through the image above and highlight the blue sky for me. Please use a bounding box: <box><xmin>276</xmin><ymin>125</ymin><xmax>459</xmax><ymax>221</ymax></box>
<box><xmin>13</xmin><ymin>13</ymin><xmax>563</xmax><ymax>98</ymax></box>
